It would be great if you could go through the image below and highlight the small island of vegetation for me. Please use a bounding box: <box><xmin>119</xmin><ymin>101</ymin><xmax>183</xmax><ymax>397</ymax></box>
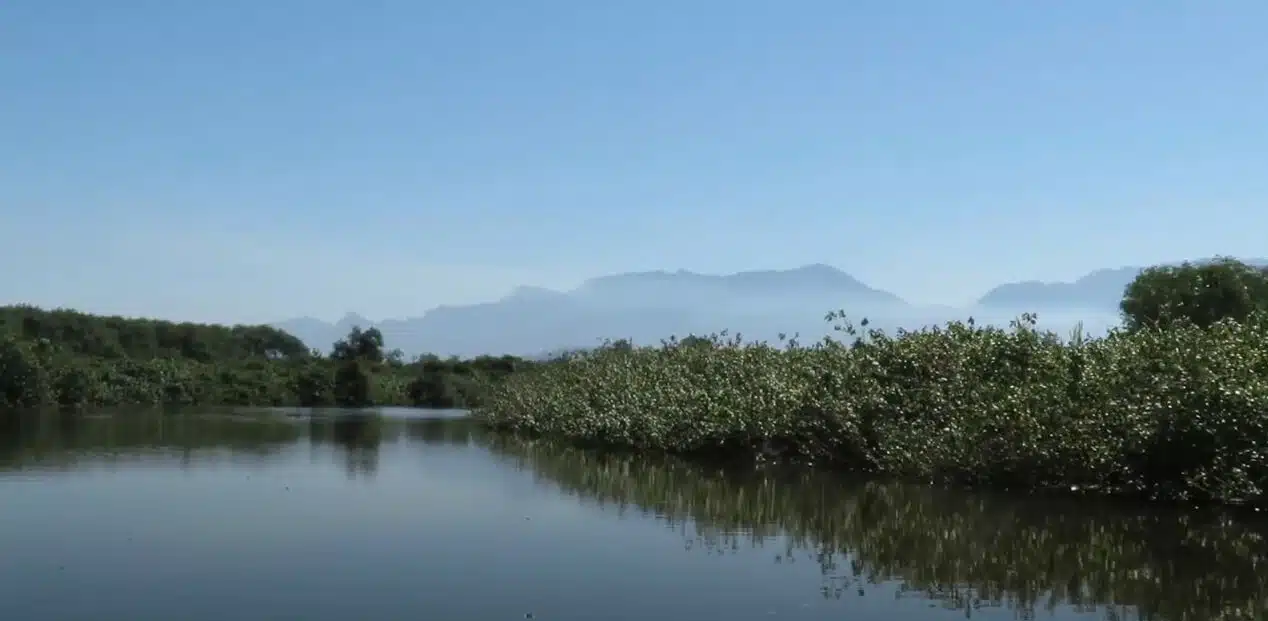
<box><xmin>476</xmin><ymin>257</ymin><xmax>1268</xmax><ymax>509</ymax></box>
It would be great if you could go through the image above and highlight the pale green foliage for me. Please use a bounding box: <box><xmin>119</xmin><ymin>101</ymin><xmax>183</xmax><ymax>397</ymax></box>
<box><xmin>476</xmin><ymin>312</ymin><xmax>1268</xmax><ymax>507</ymax></box>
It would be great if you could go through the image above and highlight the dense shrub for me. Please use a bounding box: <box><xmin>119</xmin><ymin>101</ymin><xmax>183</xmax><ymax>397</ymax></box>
<box><xmin>476</xmin><ymin>311</ymin><xmax>1268</xmax><ymax>507</ymax></box>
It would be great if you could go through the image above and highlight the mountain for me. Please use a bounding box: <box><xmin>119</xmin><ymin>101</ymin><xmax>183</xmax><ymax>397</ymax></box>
<box><xmin>977</xmin><ymin>258</ymin><xmax>1268</xmax><ymax>311</ymax></box>
<box><xmin>976</xmin><ymin>267</ymin><xmax>1144</xmax><ymax>311</ymax></box>
<box><xmin>275</xmin><ymin>258</ymin><xmax>1266</xmax><ymax>358</ymax></box>
<box><xmin>570</xmin><ymin>263</ymin><xmax>905</xmax><ymax>310</ymax></box>
<box><xmin>274</xmin><ymin>265</ymin><xmax>913</xmax><ymax>357</ymax></box>
<box><xmin>278</xmin><ymin>313</ymin><xmax>374</xmax><ymax>353</ymax></box>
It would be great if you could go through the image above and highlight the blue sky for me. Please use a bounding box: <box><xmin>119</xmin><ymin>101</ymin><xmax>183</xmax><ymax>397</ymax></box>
<box><xmin>3</xmin><ymin>1</ymin><xmax>1266</xmax><ymax>323</ymax></box>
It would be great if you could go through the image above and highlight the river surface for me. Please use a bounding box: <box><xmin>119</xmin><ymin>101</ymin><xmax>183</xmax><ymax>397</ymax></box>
<box><xmin>1</xmin><ymin>408</ymin><xmax>1266</xmax><ymax>621</ymax></box>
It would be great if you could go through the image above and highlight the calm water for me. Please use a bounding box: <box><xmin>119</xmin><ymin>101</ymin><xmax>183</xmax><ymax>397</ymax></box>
<box><xmin>2</xmin><ymin>409</ymin><xmax>1266</xmax><ymax>621</ymax></box>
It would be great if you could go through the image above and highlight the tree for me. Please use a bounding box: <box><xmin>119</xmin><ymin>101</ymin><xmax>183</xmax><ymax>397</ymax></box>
<box><xmin>1120</xmin><ymin>257</ymin><xmax>1268</xmax><ymax>331</ymax></box>
<box><xmin>605</xmin><ymin>338</ymin><xmax>634</xmax><ymax>352</ymax></box>
<box><xmin>385</xmin><ymin>348</ymin><xmax>405</xmax><ymax>366</ymax></box>
<box><xmin>678</xmin><ymin>335</ymin><xmax>714</xmax><ymax>349</ymax></box>
<box><xmin>333</xmin><ymin>360</ymin><xmax>373</xmax><ymax>407</ymax></box>
<box><xmin>0</xmin><ymin>336</ymin><xmax>53</xmax><ymax>408</ymax></box>
<box><xmin>408</xmin><ymin>371</ymin><xmax>460</xmax><ymax>408</ymax></box>
<box><xmin>295</xmin><ymin>363</ymin><xmax>335</xmax><ymax>407</ymax></box>
<box><xmin>331</xmin><ymin>326</ymin><xmax>385</xmax><ymax>364</ymax></box>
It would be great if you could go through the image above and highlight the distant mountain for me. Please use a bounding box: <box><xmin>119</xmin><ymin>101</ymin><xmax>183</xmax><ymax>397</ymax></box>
<box><xmin>277</xmin><ymin>313</ymin><xmax>374</xmax><ymax>353</ymax></box>
<box><xmin>976</xmin><ymin>267</ymin><xmax>1143</xmax><ymax>311</ymax></box>
<box><xmin>570</xmin><ymin>263</ymin><xmax>905</xmax><ymax>310</ymax></box>
<box><xmin>275</xmin><ymin>258</ymin><xmax>1266</xmax><ymax>358</ymax></box>
<box><xmin>977</xmin><ymin>258</ymin><xmax>1268</xmax><ymax>311</ymax></box>
<box><xmin>274</xmin><ymin>265</ymin><xmax>912</xmax><ymax>357</ymax></box>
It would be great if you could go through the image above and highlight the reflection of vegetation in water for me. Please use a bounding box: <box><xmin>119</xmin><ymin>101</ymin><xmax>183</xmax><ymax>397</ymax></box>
<box><xmin>405</xmin><ymin>418</ymin><xmax>479</xmax><ymax>446</ymax></box>
<box><xmin>308</xmin><ymin>413</ymin><xmax>384</xmax><ymax>478</ymax></box>
<box><xmin>0</xmin><ymin>409</ymin><xmax>484</xmax><ymax>477</ymax></box>
<box><xmin>0</xmin><ymin>409</ymin><xmax>304</xmax><ymax>469</ymax></box>
<box><xmin>480</xmin><ymin>435</ymin><xmax>1268</xmax><ymax>621</ymax></box>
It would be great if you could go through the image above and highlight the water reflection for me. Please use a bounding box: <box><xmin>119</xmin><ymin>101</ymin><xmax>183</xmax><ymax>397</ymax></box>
<box><xmin>0</xmin><ymin>408</ymin><xmax>304</xmax><ymax>471</ymax></box>
<box><xmin>477</xmin><ymin>435</ymin><xmax>1268</xmax><ymax>621</ymax></box>
<box><xmin>308</xmin><ymin>412</ymin><xmax>383</xmax><ymax>478</ymax></box>
<box><xmin>1</xmin><ymin>410</ymin><xmax>1266</xmax><ymax>620</ymax></box>
<box><xmin>408</xmin><ymin>417</ymin><xmax>477</xmax><ymax>446</ymax></box>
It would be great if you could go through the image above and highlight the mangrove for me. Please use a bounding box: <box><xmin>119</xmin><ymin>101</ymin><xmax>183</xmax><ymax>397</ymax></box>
<box><xmin>477</xmin><ymin>258</ymin><xmax>1268</xmax><ymax>508</ymax></box>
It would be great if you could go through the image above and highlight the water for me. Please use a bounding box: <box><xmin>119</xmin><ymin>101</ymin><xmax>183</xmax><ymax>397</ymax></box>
<box><xmin>2</xmin><ymin>408</ymin><xmax>1266</xmax><ymax>621</ymax></box>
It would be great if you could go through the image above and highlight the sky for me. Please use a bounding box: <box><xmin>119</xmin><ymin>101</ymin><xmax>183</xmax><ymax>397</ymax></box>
<box><xmin>3</xmin><ymin>1</ymin><xmax>1266</xmax><ymax>324</ymax></box>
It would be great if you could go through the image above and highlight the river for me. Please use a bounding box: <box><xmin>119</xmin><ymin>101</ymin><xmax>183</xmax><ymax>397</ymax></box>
<box><xmin>1</xmin><ymin>408</ymin><xmax>1264</xmax><ymax>620</ymax></box>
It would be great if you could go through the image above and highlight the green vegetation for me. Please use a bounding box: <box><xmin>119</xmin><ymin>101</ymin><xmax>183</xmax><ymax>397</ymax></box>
<box><xmin>1121</xmin><ymin>257</ymin><xmax>1268</xmax><ymax>331</ymax></box>
<box><xmin>478</xmin><ymin>257</ymin><xmax>1268</xmax><ymax>507</ymax></box>
<box><xmin>487</xmin><ymin>433</ymin><xmax>1268</xmax><ymax>621</ymax></box>
<box><xmin>0</xmin><ymin>305</ymin><xmax>531</xmax><ymax>410</ymax></box>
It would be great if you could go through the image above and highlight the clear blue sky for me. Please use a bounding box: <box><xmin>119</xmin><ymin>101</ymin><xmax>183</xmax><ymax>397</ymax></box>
<box><xmin>3</xmin><ymin>1</ymin><xmax>1265</xmax><ymax>323</ymax></box>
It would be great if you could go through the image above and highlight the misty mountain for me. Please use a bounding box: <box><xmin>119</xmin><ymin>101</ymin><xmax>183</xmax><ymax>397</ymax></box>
<box><xmin>274</xmin><ymin>264</ymin><xmax>915</xmax><ymax>357</ymax></box>
<box><xmin>275</xmin><ymin>259</ymin><xmax>1262</xmax><ymax>358</ymax></box>
<box><xmin>976</xmin><ymin>258</ymin><xmax>1268</xmax><ymax>312</ymax></box>
<box><xmin>976</xmin><ymin>267</ymin><xmax>1145</xmax><ymax>311</ymax></box>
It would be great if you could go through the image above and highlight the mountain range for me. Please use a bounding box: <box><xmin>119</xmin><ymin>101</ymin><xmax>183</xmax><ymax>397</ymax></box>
<box><xmin>274</xmin><ymin>258</ymin><xmax>1267</xmax><ymax>358</ymax></box>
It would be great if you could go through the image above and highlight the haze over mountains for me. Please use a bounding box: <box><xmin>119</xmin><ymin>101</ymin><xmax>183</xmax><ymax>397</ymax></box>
<box><xmin>273</xmin><ymin>258</ymin><xmax>1268</xmax><ymax>358</ymax></box>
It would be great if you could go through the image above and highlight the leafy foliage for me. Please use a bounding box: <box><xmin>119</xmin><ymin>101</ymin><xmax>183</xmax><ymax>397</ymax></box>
<box><xmin>478</xmin><ymin>261</ymin><xmax>1268</xmax><ymax>508</ymax></box>
<box><xmin>1120</xmin><ymin>257</ymin><xmax>1268</xmax><ymax>331</ymax></box>
<box><xmin>331</xmin><ymin>326</ymin><xmax>386</xmax><ymax>364</ymax></box>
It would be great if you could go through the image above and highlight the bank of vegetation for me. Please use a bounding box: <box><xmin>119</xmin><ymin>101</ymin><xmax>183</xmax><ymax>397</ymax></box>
<box><xmin>478</xmin><ymin>258</ymin><xmax>1268</xmax><ymax>507</ymax></box>
<box><xmin>0</xmin><ymin>305</ymin><xmax>532</xmax><ymax>410</ymax></box>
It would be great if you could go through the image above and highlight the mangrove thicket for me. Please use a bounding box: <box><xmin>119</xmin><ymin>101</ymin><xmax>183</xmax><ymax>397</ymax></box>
<box><xmin>477</xmin><ymin>257</ymin><xmax>1268</xmax><ymax>508</ymax></box>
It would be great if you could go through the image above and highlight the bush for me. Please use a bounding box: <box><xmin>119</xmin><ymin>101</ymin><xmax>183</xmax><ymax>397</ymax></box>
<box><xmin>476</xmin><ymin>312</ymin><xmax>1268</xmax><ymax>507</ymax></box>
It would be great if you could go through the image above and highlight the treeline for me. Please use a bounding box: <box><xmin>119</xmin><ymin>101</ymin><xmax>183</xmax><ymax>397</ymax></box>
<box><xmin>478</xmin><ymin>257</ymin><xmax>1268</xmax><ymax>507</ymax></box>
<box><xmin>0</xmin><ymin>305</ymin><xmax>312</xmax><ymax>361</ymax></box>
<box><xmin>0</xmin><ymin>305</ymin><xmax>534</xmax><ymax>410</ymax></box>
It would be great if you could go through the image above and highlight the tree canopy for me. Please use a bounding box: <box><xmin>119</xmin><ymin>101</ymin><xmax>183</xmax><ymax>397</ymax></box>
<box><xmin>1119</xmin><ymin>258</ymin><xmax>1268</xmax><ymax>331</ymax></box>
<box><xmin>331</xmin><ymin>326</ymin><xmax>386</xmax><ymax>364</ymax></box>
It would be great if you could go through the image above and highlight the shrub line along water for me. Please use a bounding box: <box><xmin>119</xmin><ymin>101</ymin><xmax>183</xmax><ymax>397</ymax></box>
<box><xmin>478</xmin><ymin>258</ymin><xmax>1268</xmax><ymax>508</ymax></box>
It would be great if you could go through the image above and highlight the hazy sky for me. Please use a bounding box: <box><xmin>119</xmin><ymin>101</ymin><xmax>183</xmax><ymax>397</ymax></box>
<box><xmin>3</xmin><ymin>1</ymin><xmax>1266</xmax><ymax>324</ymax></box>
